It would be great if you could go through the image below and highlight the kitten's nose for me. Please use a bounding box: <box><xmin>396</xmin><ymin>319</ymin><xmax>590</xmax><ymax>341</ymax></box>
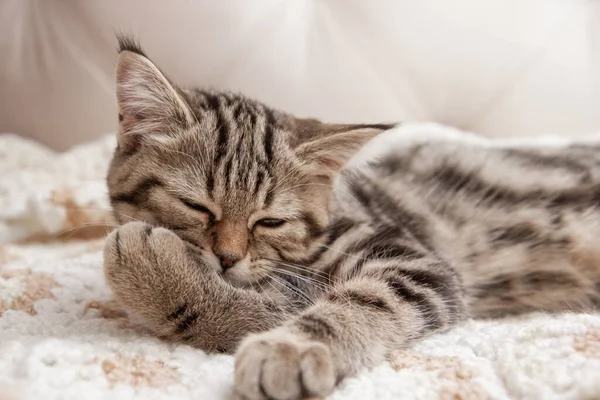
<box><xmin>218</xmin><ymin>254</ymin><xmax>239</xmax><ymax>271</ymax></box>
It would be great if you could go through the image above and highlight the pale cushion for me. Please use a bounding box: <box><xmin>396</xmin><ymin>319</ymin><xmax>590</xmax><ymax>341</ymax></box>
<box><xmin>1</xmin><ymin>0</ymin><xmax>599</xmax><ymax>149</ymax></box>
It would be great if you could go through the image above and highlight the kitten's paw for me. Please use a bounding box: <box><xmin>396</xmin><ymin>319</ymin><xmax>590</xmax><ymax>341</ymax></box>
<box><xmin>103</xmin><ymin>221</ymin><xmax>191</xmax><ymax>313</ymax></box>
<box><xmin>235</xmin><ymin>330</ymin><xmax>336</xmax><ymax>400</ymax></box>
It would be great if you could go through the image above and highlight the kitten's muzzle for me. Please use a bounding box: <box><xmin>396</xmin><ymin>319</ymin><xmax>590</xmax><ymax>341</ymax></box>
<box><xmin>217</xmin><ymin>252</ymin><xmax>240</xmax><ymax>271</ymax></box>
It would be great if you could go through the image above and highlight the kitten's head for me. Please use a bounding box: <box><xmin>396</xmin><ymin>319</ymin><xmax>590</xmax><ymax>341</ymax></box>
<box><xmin>107</xmin><ymin>36</ymin><xmax>393</xmax><ymax>286</ymax></box>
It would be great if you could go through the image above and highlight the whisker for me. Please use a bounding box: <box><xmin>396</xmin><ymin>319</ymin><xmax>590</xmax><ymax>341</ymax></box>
<box><xmin>270</xmin><ymin>275</ymin><xmax>314</xmax><ymax>306</ymax></box>
<box><xmin>158</xmin><ymin>147</ymin><xmax>197</xmax><ymax>162</ymax></box>
<box><xmin>272</xmin><ymin>268</ymin><xmax>331</xmax><ymax>292</ymax></box>
<box><xmin>265</xmin><ymin>278</ymin><xmax>295</xmax><ymax>309</ymax></box>
<box><xmin>263</xmin><ymin>258</ymin><xmax>330</xmax><ymax>280</ymax></box>
<box><xmin>59</xmin><ymin>206</ymin><xmax>146</xmax><ymax>225</ymax></box>
<box><xmin>51</xmin><ymin>222</ymin><xmax>117</xmax><ymax>240</ymax></box>
<box><xmin>269</xmin><ymin>164</ymin><xmax>305</xmax><ymax>192</ymax></box>
<box><xmin>60</xmin><ymin>206</ymin><xmax>155</xmax><ymax>228</ymax></box>
<box><xmin>60</xmin><ymin>205</ymin><xmax>115</xmax><ymax>213</ymax></box>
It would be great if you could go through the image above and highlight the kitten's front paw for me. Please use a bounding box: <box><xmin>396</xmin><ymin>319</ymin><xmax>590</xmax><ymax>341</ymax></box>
<box><xmin>235</xmin><ymin>330</ymin><xmax>336</xmax><ymax>400</ymax></box>
<box><xmin>103</xmin><ymin>221</ymin><xmax>192</xmax><ymax>317</ymax></box>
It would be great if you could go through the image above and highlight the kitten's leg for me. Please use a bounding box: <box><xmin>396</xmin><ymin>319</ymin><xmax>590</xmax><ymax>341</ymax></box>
<box><xmin>104</xmin><ymin>221</ymin><xmax>290</xmax><ymax>353</ymax></box>
<box><xmin>234</xmin><ymin>251</ymin><xmax>465</xmax><ymax>400</ymax></box>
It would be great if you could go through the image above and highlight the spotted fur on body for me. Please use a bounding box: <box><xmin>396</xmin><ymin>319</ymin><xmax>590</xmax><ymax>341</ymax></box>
<box><xmin>103</xmin><ymin>36</ymin><xmax>600</xmax><ymax>400</ymax></box>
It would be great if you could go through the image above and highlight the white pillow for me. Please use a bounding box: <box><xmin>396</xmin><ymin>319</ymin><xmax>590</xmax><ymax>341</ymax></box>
<box><xmin>0</xmin><ymin>0</ymin><xmax>599</xmax><ymax>149</ymax></box>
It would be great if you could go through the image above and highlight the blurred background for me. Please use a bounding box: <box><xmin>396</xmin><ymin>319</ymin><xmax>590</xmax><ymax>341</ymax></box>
<box><xmin>1</xmin><ymin>0</ymin><xmax>600</xmax><ymax>150</ymax></box>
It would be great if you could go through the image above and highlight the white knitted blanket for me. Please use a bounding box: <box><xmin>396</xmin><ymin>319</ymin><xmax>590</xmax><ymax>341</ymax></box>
<box><xmin>1</xmin><ymin>128</ymin><xmax>599</xmax><ymax>400</ymax></box>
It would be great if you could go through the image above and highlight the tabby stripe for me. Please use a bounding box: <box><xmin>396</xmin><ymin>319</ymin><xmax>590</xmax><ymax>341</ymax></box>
<box><xmin>114</xmin><ymin>230</ymin><xmax>122</xmax><ymax>262</ymax></box>
<box><xmin>240</xmin><ymin>166</ymin><xmax>250</xmax><ymax>188</ymax></box>
<box><xmin>346</xmin><ymin>258</ymin><xmax>367</xmax><ymax>279</ymax></box>
<box><xmin>329</xmin><ymin>289</ymin><xmax>393</xmax><ymax>313</ymax></box>
<box><xmin>263</xmin><ymin>107</ymin><xmax>275</xmax><ymax>165</ymax></box>
<box><xmin>167</xmin><ymin>304</ymin><xmax>188</xmax><ymax>321</ymax></box>
<box><xmin>203</xmin><ymin>92</ymin><xmax>220</xmax><ymax>110</ymax></box>
<box><xmin>224</xmin><ymin>154</ymin><xmax>234</xmax><ymax>190</ymax></box>
<box><xmin>429</xmin><ymin>165</ymin><xmax>599</xmax><ymax>209</ymax></box>
<box><xmin>215</xmin><ymin>113</ymin><xmax>229</xmax><ymax>164</ymax></box>
<box><xmin>376</xmin><ymin>263</ymin><xmax>452</xmax><ymax>293</ymax></box>
<box><xmin>254</xmin><ymin>171</ymin><xmax>265</xmax><ymax>197</ymax></box>
<box><xmin>349</xmin><ymin>177</ymin><xmax>434</xmax><ymax>250</ymax></box>
<box><xmin>347</xmin><ymin>175</ymin><xmax>372</xmax><ymax>208</ymax></box>
<box><xmin>249</xmin><ymin>109</ymin><xmax>258</xmax><ymax>129</ymax></box>
<box><xmin>246</xmin><ymin>127</ymin><xmax>260</xmax><ymax>191</ymax></box>
<box><xmin>433</xmin><ymin>166</ymin><xmax>510</xmax><ymax>204</ymax></box>
<box><xmin>206</xmin><ymin>170</ymin><xmax>215</xmax><ymax>193</ymax></box>
<box><xmin>299</xmin><ymin>212</ymin><xmax>326</xmax><ymax>240</ymax></box>
<box><xmin>349</xmin><ymin>225</ymin><xmax>405</xmax><ymax>255</ymax></box>
<box><xmin>520</xmin><ymin>270</ymin><xmax>578</xmax><ymax>288</ymax></box>
<box><xmin>489</xmin><ymin>223</ymin><xmax>539</xmax><ymax>247</ymax></box>
<box><xmin>327</xmin><ymin>218</ymin><xmax>355</xmax><ymax>243</ymax></box>
<box><xmin>504</xmin><ymin>149</ymin><xmax>589</xmax><ymax>176</ymax></box>
<box><xmin>110</xmin><ymin>177</ymin><xmax>162</xmax><ymax>205</ymax></box>
<box><xmin>548</xmin><ymin>185</ymin><xmax>600</xmax><ymax>208</ymax></box>
<box><xmin>395</xmin><ymin>267</ymin><xmax>448</xmax><ymax>291</ymax></box>
<box><xmin>295</xmin><ymin>314</ymin><xmax>337</xmax><ymax>339</ymax></box>
<box><xmin>174</xmin><ymin>311</ymin><xmax>200</xmax><ymax>334</ymax></box>
<box><xmin>386</xmin><ymin>279</ymin><xmax>442</xmax><ymax>330</ymax></box>
<box><xmin>394</xmin><ymin>266</ymin><xmax>459</xmax><ymax>306</ymax></box>
<box><xmin>475</xmin><ymin>270</ymin><xmax>578</xmax><ymax>295</ymax></box>
<box><xmin>473</xmin><ymin>274</ymin><xmax>512</xmax><ymax>294</ymax></box>
<box><xmin>235</xmin><ymin>127</ymin><xmax>246</xmax><ymax>157</ymax></box>
<box><xmin>264</xmin><ymin>187</ymin><xmax>275</xmax><ymax>207</ymax></box>
<box><xmin>372</xmin><ymin>145</ymin><xmax>422</xmax><ymax>175</ymax></box>
<box><xmin>295</xmin><ymin>219</ymin><xmax>355</xmax><ymax>269</ymax></box>
<box><xmin>363</xmin><ymin>243</ymin><xmax>427</xmax><ymax>262</ymax></box>
<box><xmin>232</xmin><ymin>102</ymin><xmax>244</xmax><ymax>122</ymax></box>
<box><xmin>298</xmin><ymin>244</ymin><xmax>331</xmax><ymax>268</ymax></box>
<box><xmin>274</xmin><ymin>247</ymin><xmax>288</xmax><ymax>263</ymax></box>
<box><xmin>208</xmin><ymin>93</ymin><xmax>229</xmax><ymax>165</ymax></box>
<box><xmin>316</xmin><ymin>222</ymin><xmax>357</xmax><ymax>274</ymax></box>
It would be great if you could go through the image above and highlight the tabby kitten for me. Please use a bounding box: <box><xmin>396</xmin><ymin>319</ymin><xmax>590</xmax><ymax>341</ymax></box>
<box><xmin>104</xmin><ymin>36</ymin><xmax>600</xmax><ymax>400</ymax></box>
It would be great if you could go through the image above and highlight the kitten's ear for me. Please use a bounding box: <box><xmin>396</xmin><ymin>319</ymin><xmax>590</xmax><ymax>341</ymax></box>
<box><xmin>115</xmin><ymin>36</ymin><xmax>195</xmax><ymax>148</ymax></box>
<box><xmin>294</xmin><ymin>119</ymin><xmax>396</xmax><ymax>171</ymax></box>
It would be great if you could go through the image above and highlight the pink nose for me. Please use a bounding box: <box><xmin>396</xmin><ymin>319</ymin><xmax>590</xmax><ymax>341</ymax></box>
<box><xmin>218</xmin><ymin>255</ymin><xmax>238</xmax><ymax>271</ymax></box>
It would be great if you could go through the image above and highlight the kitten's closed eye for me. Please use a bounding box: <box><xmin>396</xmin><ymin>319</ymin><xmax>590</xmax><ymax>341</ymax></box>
<box><xmin>181</xmin><ymin>199</ymin><xmax>216</xmax><ymax>223</ymax></box>
<box><xmin>255</xmin><ymin>218</ymin><xmax>286</xmax><ymax>228</ymax></box>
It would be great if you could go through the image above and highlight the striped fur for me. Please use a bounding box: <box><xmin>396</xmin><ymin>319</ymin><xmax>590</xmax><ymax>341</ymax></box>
<box><xmin>104</xmin><ymin>37</ymin><xmax>600</xmax><ymax>400</ymax></box>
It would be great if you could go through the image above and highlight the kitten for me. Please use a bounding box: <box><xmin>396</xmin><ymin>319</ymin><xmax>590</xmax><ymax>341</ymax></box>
<box><xmin>104</xmin><ymin>36</ymin><xmax>600</xmax><ymax>400</ymax></box>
